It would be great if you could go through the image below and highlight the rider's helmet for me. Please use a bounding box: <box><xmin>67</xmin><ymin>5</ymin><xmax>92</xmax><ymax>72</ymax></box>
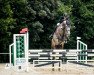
<box><xmin>59</xmin><ymin>13</ymin><xmax>68</xmax><ymax>23</ymax></box>
<box><xmin>59</xmin><ymin>16</ymin><xmax>64</xmax><ymax>23</ymax></box>
<box><xmin>63</xmin><ymin>13</ymin><xmax>70</xmax><ymax>27</ymax></box>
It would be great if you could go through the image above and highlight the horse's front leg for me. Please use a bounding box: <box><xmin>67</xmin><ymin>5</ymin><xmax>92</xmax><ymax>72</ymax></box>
<box><xmin>51</xmin><ymin>39</ymin><xmax>56</xmax><ymax>49</ymax></box>
<box><xmin>51</xmin><ymin>38</ymin><xmax>59</xmax><ymax>49</ymax></box>
<box><xmin>61</xmin><ymin>42</ymin><xmax>64</xmax><ymax>49</ymax></box>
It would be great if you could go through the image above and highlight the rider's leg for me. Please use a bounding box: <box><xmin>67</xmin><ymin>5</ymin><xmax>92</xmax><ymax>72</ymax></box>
<box><xmin>49</xmin><ymin>23</ymin><xmax>60</xmax><ymax>38</ymax></box>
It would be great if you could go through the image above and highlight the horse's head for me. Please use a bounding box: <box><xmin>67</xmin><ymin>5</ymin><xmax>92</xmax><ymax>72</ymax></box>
<box><xmin>61</xmin><ymin>18</ymin><xmax>70</xmax><ymax>42</ymax></box>
<box><xmin>61</xmin><ymin>13</ymin><xmax>71</xmax><ymax>39</ymax></box>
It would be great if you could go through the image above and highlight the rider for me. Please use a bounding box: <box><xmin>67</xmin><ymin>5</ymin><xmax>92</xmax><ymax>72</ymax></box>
<box><xmin>50</xmin><ymin>13</ymin><xmax>70</xmax><ymax>39</ymax></box>
<box><xmin>49</xmin><ymin>16</ymin><xmax>64</xmax><ymax>38</ymax></box>
<box><xmin>57</xmin><ymin>13</ymin><xmax>71</xmax><ymax>41</ymax></box>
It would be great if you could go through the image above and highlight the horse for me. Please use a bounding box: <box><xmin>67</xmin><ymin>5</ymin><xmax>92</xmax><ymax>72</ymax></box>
<box><xmin>51</xmin><ymin>20</ymin><xmax>68</xmax><ymax>49</ymax></box>
<box><xmin>51</xmin><ymin>19</ymin><xmax>70</xmax><ymax>70</ymax></box>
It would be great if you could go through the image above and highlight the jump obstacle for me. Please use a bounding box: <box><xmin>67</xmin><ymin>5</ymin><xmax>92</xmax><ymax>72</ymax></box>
<box><xmin>9</xmin><ymin>28</ymin><xmax>94</xmax><ymax>71</ymax></box>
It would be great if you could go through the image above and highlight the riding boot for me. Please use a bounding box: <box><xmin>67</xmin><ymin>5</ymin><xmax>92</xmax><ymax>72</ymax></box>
<box><xmin>49</xmin><ymin>34</ymin><xmax>53</xmax><ymax>38</ymax></box>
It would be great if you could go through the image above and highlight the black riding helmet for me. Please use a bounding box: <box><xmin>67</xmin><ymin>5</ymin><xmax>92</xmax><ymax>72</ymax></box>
<box><xmin>59</xmin><ymin>13</ymin><xmax>70</xmax><ymax>27</ymax></box>
<box><xmin>59</xmin><ymin>13</ymin><xmax>68</xmax><ymax>23</ymax></box>
<box><xmin>59</xmin><ymin>16</ymin><xmax>64</xmax><ymax>23</ymax></box>
<box><xmin>63</xmin><ymin>13</ymin><xmax>70</xmax><ymax>27</ymax></box>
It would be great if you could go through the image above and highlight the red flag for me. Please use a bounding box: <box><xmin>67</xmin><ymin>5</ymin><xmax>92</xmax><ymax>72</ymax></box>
<box><xmin>20</xmin><ymin>28</ymin><xmax>28</xmax><ymax>33</ymax></box>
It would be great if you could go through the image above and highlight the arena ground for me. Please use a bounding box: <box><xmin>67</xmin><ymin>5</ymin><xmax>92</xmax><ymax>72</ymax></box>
<box><xmin>0</xmin><ymin>62</ymin><xmax>94</xmax><ymax>75</ymax></box>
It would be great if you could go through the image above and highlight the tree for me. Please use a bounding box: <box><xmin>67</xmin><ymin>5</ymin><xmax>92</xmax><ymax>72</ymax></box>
<box><xmin>72</xmin><ymin>0</ymin><xmax>94</xmax><ymax>48</ymax></box>
<box><xmin>27</xmin><ymin>0</ymin><xmax>59</xmax><ymax>49</ymax></box>
<box><xmin>0</xmin><ymin>0</ymin><xmax>15</xmax><ymax>52</ymax></box>
<box><xmin>0</xmin><ymin>0</ymin><xmax>15</xmax><ymax>62</ymax></box>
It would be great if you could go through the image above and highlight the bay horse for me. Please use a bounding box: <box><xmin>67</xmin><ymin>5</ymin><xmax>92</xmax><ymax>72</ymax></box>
<box><xmin>51</xmin><ymin>20</ymin><xmax>68</xmax><ymax>49</ymax></box>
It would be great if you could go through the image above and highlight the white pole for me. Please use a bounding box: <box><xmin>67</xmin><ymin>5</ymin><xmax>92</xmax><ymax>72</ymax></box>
<box><xmin>77</xmin><ymin>37</ymin><xmax>81</xmax><ymax>62</ymax></box>
<box><xmin>13</xmin><ymin>35</ymin><xmax>16</xmax><ymax>67</ymax></box>
<box><xmin>86</xmin><ymin>45</ymin><xmax>87</xmax><ymax>64</ymax></box>
<box><xmin>9</xmin><ymin>44</ymin><xmax>12</xmax><ymax>67</ymax></box>
<box><xmin>9</xmin><ymin>45</ymin><xmax>11</xmax><ymax>66</ymax></box>
<box><xmin>26</xmin><ymin>31</ymin><xmax>29</xmax><ymax>71</ymax></box>
<box><xmin>77</xmin><ymin>37</ymin><xmax>79</xmax><ymax>62</ymax></box>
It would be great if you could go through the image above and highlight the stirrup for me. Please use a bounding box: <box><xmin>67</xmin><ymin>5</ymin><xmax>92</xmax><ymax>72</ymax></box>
<box><xmin>49</xmin><ymin>34</ymin><xmax>53</xmax><ymax>38</ymax></box>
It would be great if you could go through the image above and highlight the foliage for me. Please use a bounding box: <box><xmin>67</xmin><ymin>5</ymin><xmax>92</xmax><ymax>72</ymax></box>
<box><xmin>72</xmin><ymin>0</ymin><xmax>94</xmax><ymax>48</ymax></box>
